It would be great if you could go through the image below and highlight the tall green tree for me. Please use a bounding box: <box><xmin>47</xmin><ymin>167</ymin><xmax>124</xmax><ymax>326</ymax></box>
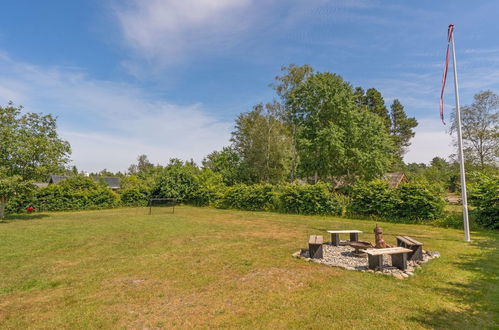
<box><xmin>231</xmin><ymin>102</ymin><xmax>292</xmax><ymax>184</ymax></box>
<box><xmin>451</xmin><ymin>90</ymin><xmax>499</xmax><ymax>168</ymax></box>
<box><xmin>202</xmin><ymin>147</ymin><xmax>245</xmax><ymax>185</ymax></box>
<box><xmin>128</xmin><ymin>154</ymin><xmax>154</xmax><ymax>175</ymax></box>
<box><xmin>0</xmin><ymin>103</ymin><xmax>71</xmax><ymax>217</ymax></box>
<box><xmin>288</xmin><ymin>73</ymin><xmax>394</xmax><ymax>182</ymax></box>
<box><xmin>390</xmin><ymin>99</ymin><xmax>418</xmax><ymax>162</ymax></box>
<box><xmin>272</xmin><ymin>64</ymin><xmax>314</xmax><ymax>181</ymax></box>
<box><xmin>365</xmin><ymin>88</ymin><xmax>391</xmax><ymax>130</ymax></box>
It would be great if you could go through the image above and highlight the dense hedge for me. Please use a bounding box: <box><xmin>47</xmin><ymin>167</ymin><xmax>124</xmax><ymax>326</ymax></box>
<box><xmin>5</xmin><ymin>173</ymin><xmax>450</xmax><ymax>224</ymax></box>
<box><xmin>469</xmin><ymin>174</ymin><xmax>498</xmax><ymax>229</ymax></box>
<box><xmin>348</xmin><ymin>181</ymin><xmax>445</xmax><ymax>220</ymax></box>
<box><xmin>214</xmin><ymin>183</ymin><xmax>343</xmax><ymax>216</ymax></box>
<box><xmin>190</xmin><ymin>170</ymin><xmax>225</xmax><ymax>206</ymax></box>
<box><xmin>217</xmin><ymin>184</ymin><xmax>276</xmax><ymax>211</ymax></box>
<box><xmin>278</xmin><ymin>183</ymin><xmax>343</xmax><ymax>215</ymax></box>
<box><xmin>120</xmin><ymin>186</ymin><xmax>150</xmax><ymax>207</ymax></box>
<box><xmin>150</xmin><ymin>164</ymin><xmax>199</xmax><ymax>203</ymax></box>
<box><xmin>7</xmin><ymin>176</ymin><xmax>120</xmax><ymax>213</ymax></box>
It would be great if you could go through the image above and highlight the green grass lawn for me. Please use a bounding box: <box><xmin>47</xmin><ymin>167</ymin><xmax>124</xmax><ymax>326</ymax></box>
<box><xmin>0</xmin><ymin>206</ymin><xmax>497</xmax><ymax>329</ymax></box>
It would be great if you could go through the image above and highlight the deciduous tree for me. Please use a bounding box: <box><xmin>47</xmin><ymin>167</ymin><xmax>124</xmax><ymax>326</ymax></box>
<box><xmin>231</xmin><ymin>103</ymin><xmax>291</xmax><ymax>184</ymax></box>
<box><xmin>272</xmin><ymin>64</ymin><xmax>314</xmax><ymax>181</ymax></box>
<box><xmin>451</xmin><ymin>90</ymin><xmax>499</xmax><ymax>168</ymax></box>
<box><xmin>0</xmin><ymin>103</ymin><xmax>71</xmax><ymax>217</ymax></box>
<box><xmin>288</xmin><ymin>73</ymin><xmax>394</xmax><ymax>182</ymax></box>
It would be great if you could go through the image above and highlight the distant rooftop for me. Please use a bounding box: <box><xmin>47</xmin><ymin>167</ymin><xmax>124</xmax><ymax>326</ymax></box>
<box><xmin>48</xmin><ymin>175</ymin><xmax>121</xmax><ymax>189</ymax></box>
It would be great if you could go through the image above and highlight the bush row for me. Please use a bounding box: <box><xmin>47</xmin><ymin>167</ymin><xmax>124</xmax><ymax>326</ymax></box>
<box><xmin>6</xmin><ymin>173</ymin><xmax>447</xmax><ymax>223</ymax></box>
<box><xmin>348</xmin><ymin>181</ymin><xmax>445</xmax><ymax>220</ymax></box>
<box><xmin>214</xmin><ymin>182</ymin><xmax>344</xmax><ymax>215</ymax></box>
<box><xmin>7</xmin><ymin>176</ymin><xmax>120</xmax><ymax>212</ymax></box>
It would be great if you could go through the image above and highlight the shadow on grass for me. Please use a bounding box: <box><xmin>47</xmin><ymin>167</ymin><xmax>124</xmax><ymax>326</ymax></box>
<box><xmin>409</xmin><ymin>235</ymin><xmax>499</xmax><ymax>329</ymax></box>
<box><xmin>1</xmin><ymin>213</ymin><xmax>50</xmax><ymax>223</ymax></box>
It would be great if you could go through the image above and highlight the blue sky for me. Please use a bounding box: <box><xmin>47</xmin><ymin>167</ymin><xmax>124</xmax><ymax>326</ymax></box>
<box><xmin>1</xmin><ymin>0</ymin><xmax>499</xmax><ymax>172</ymax></box>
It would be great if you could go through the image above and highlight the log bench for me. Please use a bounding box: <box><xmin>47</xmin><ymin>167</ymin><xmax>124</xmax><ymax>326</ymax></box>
<box><xmin>309</xmin><ymin>235</ymin><xmax>324</xmax><ymax>259</ymax></box>
<box><xmin>362</xmin><ymin>247</ymin><xmax>413</xmax><ymax>271</ymax></box>
<box><xmin>396</xmin><ymin>236</ymin><xmax>423</xmax><ymax>261</ymax></box>
<box><xmin>327</xmin><ymin>230</ymin><xmax>362</xmax><ymax>246</ymax></box>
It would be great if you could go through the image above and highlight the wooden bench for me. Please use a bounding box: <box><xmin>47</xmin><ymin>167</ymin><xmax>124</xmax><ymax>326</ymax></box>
<box><xmin>327</xmin><ymin>230</ymin><xmax>362</xmax><ymax>246</ymax></box>
<box><xmin>309</xmin><ymin>235</ymin><xmax>324</xmax><ymax>259</ymax></box>
<box><xmin>396</xmin><ymin>236</ymin><xmax>423</xmax><ymax>261</ymax></box>
<box><xmin>362</xmin><ymin>247</ymin><xmax>413</xmax><ymax>271</ymax></box>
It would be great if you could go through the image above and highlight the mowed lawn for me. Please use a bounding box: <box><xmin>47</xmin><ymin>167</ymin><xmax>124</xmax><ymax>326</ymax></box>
<box><xmin>0</xmin><ymin>207</ymin><xmax>497</xmax><ymax>329</ymax></box>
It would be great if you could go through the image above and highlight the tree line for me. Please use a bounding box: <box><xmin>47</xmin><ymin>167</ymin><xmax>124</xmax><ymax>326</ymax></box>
<box><xmin>205</xmin><ymin>64</ymin><xmax>418</xmax><ymax>185</ymax></box>
<box><xmin>0</xmin><ymin>65</ymin><xmax>498</xmax><ymax>220</ymax></box>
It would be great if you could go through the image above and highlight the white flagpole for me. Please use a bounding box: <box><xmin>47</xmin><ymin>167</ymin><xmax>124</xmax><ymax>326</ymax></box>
<box><xmin>449</xmin><ymin>26</ymin><xmax>471</xmax><ymax>242</ymax></box>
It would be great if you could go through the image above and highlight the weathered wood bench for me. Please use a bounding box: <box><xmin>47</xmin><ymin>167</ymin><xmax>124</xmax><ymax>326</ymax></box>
<box><xmin>309</xmin><ymin>235</ymin><xmax>324</xmax><ymax>259</ymax></box>
<box><xmin>396</xmin><ymin>236</ymin><xmax>423</xmax><ymax>261</ymax></box>
<box><xmin>327</xmin><ymin>230</ymin><xmax>362</xmax><ymax>246</ymax></box>
<box><xmin>362</xmin><ymin>247</ymin><xmax>413</xmax><ymax>271</ymax></box>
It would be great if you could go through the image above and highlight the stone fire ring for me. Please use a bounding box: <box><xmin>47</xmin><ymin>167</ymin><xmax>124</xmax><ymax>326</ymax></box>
<box><xmin>293</xmin><ymin>243</ymin><xmax>440</xmax><ymax>279</ymax></box>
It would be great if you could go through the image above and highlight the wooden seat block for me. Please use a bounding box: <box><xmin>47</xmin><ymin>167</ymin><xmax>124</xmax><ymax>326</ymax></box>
<box><xmin>308</xmin><ymin>235</ymin><xmax>324</xmax><ymax>259</ymax></box>
<box><xmin>363</xmin><ymin>247</ymin><xmax>412</xmax><ymax>256</ymax></box>
<box><xmin>309</xmin><ymin>235</ymin><xmax>323</xmax><ymax>245</ymax></box>
<box><xmin>363</xmin><ymin>247</ymin><xmax>412</xmax><ymax>271</ymax></box>
<box><xmin>327</xmin><ymin>230</ymin><xmax>362</xmax><ymax>246</ymax></box>
<box><xmin>396</xmin><ymin>236</ymin><xmax>423</xmax><ymax>261</ymax></box>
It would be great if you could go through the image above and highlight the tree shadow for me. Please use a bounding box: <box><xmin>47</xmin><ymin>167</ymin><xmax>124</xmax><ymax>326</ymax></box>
<box><xmin>0</xmin><ymin>213</ymin><xmax>50</xmax><ymax>223</ymax></box>
<box><xmin>409</xmin><ymin>234</ymin><xmax>499</xmax><ymax>329</ymax></box>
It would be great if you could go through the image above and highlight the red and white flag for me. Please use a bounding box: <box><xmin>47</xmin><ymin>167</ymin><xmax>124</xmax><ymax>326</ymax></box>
<box><xmin>439</xmin><ymin>24</ymin><xmax>455</xmax><ymax>125</ymax></box>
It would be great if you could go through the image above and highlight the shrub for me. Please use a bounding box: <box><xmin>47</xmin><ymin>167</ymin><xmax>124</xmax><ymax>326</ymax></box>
<box><xmin>348</xmin><ymin>181</ymin><xmax>398</xmax><ymax>217</ymax></box>
<box><xmin>348</xmin><ymin>181</ymin><xmax>444</xmax><ymax>221</ymax></box>
<box><xmin>278</xmin><ymin>182</ymin><xmax>343</xmax><ymax>215</ymax></box>
<box><xmin>34</xmin><ymin>176</ymin><xmax>120</xmax><ymax>211</ymax></box>
<box><xmin>5</xmin><ymin>189</ymin><xmax>35</xmax><ymax>214</ymax></box>
<box><xmin>120</xmin><ymin>186</ymin><xmax>150</xmax><ymax>207</ymax></box>
<box><xmin>395</xmin><ymin>183</ymin><xmax>445</xmax><ymax>220</ymax></box>
<box><xmin>218</xmin><ymin>184</ymin><xmax>276</xmax><ymax>211</ymax></box>
<box><xmin>151</xmin><ymin>164</ymin><xmax>200</xmax><ymax>202</ymax></box>
<box><xmin>469</xmin><ymin>174</ymin><xmax>499</xmax><ymax>229</ymax></box>
<box><xmin>191</xmin><ymin>170</ymin><xmax>225</xmax><ymax>206</ymax></box>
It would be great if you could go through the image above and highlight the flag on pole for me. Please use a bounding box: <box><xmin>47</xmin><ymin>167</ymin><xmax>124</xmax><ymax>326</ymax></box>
<box><xmin>439</xmin><ymin>24</ymin><xmax>455</xmax><ymax>125</ymax></box>
<box><xmin>442</xmin><ymin>24</ymin><xmax>471</xmax><ymax>242</ymax></box>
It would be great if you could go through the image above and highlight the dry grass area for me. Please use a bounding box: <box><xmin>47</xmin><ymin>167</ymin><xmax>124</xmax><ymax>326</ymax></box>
<box><xmin>0</xmin><ymin>206</ymin><xmax>497</xmax><ymax>329</ymax></box>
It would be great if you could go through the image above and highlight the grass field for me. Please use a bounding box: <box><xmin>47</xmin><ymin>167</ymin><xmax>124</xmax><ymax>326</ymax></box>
<box><xmin>0</xmin><ymin>206</ymin><xmax>497</xmax><ymax>329</ymax></box>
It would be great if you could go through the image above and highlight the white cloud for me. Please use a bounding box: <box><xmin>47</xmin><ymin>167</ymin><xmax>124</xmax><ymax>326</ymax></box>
<box><xmin>114</xmin><ymin>0</ymin><xmax>253</xmax><ymax>64</ymax></box>
<box><xmin>404</xmin><ymin>118</ymin><xmax>454</xmax><ymax>164</ymax></box>
<box><xmin>0</xmin><ymin>53</ymin><xmax>231</xmax><ymax>172</ymax></box>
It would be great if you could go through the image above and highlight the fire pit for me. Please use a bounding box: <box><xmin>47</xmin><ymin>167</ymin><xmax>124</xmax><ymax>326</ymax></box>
<box><xmin>347</xmin><ymin>241</ymin><xmax>373</xmax><ymax>257</ymax></box>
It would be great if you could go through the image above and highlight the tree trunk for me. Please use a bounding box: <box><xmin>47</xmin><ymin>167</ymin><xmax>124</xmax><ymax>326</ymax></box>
<box><xmin>0</xmin><ymin>196</ymin><xmax>6</xmax><ymax>219</ymax></box>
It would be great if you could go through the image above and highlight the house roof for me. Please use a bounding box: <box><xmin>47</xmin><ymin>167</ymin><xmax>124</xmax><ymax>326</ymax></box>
<box><xmin>49</xmin><ymin>175</ymin><xmax>68</xmax><ymax>184</ymax></box>
<box><xmin>48</xmin><ymin>175</ymin><xmax>121</xmax><ymax>189</ymax></box>
<box><xmin>384</xmin><ymin>173</ymin><xmax>408</xmax><ymax>188</ymax></box>
<box><xmin>93</xmin><ymin>176</ymin><xmax>121</xmax><ymax>189</ymax></box>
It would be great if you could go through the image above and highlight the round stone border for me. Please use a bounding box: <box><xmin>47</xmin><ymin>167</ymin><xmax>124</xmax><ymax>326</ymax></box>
<box><xmin>292</xmin><ymin>244</ymin><xmax>440</xmax><ymax>279</ymax></box>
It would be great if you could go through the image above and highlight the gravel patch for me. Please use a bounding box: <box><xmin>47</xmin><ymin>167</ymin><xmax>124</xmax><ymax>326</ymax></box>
<box><xmin>293</xmin><ymin>241</ymin><xmax>440</xmax><ymax>279</ymax></box>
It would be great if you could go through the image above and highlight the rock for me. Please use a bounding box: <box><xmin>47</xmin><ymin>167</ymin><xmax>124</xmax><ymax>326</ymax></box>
<box><xmin>405</xmin><ymin>271</ymin><xmax>414</xmax><ymax>276</ymax></box>
<box><xmin>292</xmin><ymin>251</ymin><xmax>301</xmax><ymax>258</ymax></box>
<box><xmin>393</xmin><ymin>273</ymin><xmax>405</xmax><ymax>280</ymax></box>
<box><xmin>428</xmin><ymin>251</ymin><xmax>441</xmax><ymax>258</ymax></box>
<box><xmin>401</xmin><ymin>273</ymin><xmax>409</xmax><ymax>278</ymax></box>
